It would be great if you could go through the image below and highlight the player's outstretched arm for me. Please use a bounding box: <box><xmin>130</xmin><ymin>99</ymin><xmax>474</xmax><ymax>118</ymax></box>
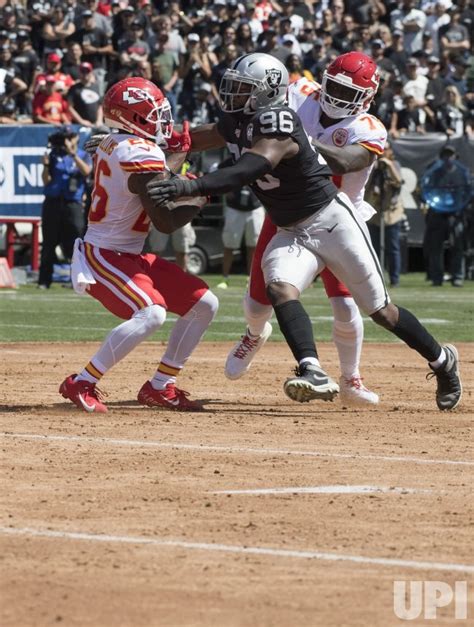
<box><xmin>312</xmin><ymin>140</ymin><xmax>376</xmax><ymax>175</ymax></box>
<box><xmin>189</xmin><ymin>123</ymin><xmax>227</xmax><ymax>151</ymax></box>
<box><xmin>146</xmin><ymin>136</ymin><xmax>297</xmax><ymax>205</ymax></box>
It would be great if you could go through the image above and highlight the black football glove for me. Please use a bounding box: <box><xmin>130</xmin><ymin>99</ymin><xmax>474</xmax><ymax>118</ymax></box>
<box><xmin>146</xmin><ymin>176</ymin><xmax>202</xmax><ymax>206</ymax></box>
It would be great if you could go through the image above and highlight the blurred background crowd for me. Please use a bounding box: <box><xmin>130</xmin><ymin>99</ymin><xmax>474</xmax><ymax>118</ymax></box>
<box><xmin>1</xmin><ymin>0</ymin><xmax>473</xmax><ymax>137</ymax></box>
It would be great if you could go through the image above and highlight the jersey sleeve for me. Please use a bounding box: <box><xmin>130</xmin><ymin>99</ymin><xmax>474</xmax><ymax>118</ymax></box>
<box><xmin>252</xmin><ymin>106</ymin><xmax>299</xmax><ymax>140</ymax></box>
<box><xmin>351</xmin><ymin>115</ymin><xmax>387</xmax><ymax>156</ymax></box>
<box><xmin>116</xmin><ymin>137</ymin><xmax>166</xmax><ymax>174</ymax></box>
<box><xmin>287</xmin><ymin>77</ymin><xmax>320</xmax><ymax>111</ymax></box>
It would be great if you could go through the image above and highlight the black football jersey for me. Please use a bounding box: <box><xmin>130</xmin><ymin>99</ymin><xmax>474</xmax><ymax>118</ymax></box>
<box><xmin>216</xmin><ymin>105</ymin><xmax>338</xmax><ymax>227</ymax></box>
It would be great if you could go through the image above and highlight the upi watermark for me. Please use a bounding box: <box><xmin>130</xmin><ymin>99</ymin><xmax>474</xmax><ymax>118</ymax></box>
<box><xmin>393</xmin><ymin>581</ymin><xmax>468</xmax><ymax>620</ymax></box>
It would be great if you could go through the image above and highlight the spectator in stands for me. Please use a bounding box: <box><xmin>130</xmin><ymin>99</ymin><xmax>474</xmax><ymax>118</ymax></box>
<box><xmin>421</xmin><ymin>145</ymin><xmax>472</xmax><ymax>287</ymax></box>
<box><xmin>61</xmin><ymin>41</ymin><xmax>84</xmax><ymax>82</ymax></box>
<box><xmin>445</xmin><ymin>55</ymin><xmax>470</xmax><ymax>96</ymax></box>
<box><xmin>390</xmin><ymin>94</ymin><xmax>425</xmax><ymax>136</ymax></box>
<box><xmin>434</xmin><ymin>84</ymin><xmax>467</xmax><ymax>136</ymax></box>
<box><xmin>286</xmin><ymin>53</ymin><xmax>314</xmax><ymax>83</ymax></box>
<box><xmin>150</xmin><ymin>31</ymin><xmax>179</xmax><ymax>118</ymax></box>
<box><xmin>33</xmin><ymin>75</ymin><xmax>71</xmax><ymax>125</ymax></box>
<box><xmin>190</xmin><ymin>82</ymin><xmax>219</xmax><ymax>126</ymax></box>
<box><xmin>12</xmin><ymin>31</ymin><xmax>40</xmax><ymax>109</ymax></box>
<box><xmin>385</xmin><ymin>29</ymin><xmax>409</xmax><ymax>76</ymax></box>
<box><xmin>439</xmin><ymin>8</ymin><xmax>471</xmax><ymax>57</ymax></box>
<box><xmin>178</xmin><ymin>32</ymin><xmax>212</xmax><ymax>119</ymax></box>
<box><xmin>41</xmin><ymin>5</ymin><xmax>75</xmax><ymax>58</ymax></box>
<box><xmin>304</xmin><ymin>39</ymin><xmax>329</xmax><ymax>82</ymax></box>
<box><xmin>118</xmin><ymin>19</ymin><xmax>151</xmax><ymax>68</ymax></box>
<box><xmin>74</xmin><ymin>9</ymin><xmax>113</xmax><ymax>96</ymax></box>
<box><xmin>67</xmin><ymin>62</ymin><xmax>103</xmax><ymax>127</ymax></box>
<box><xmin>402</xmin><ymin>57</ymin><xmax>429</xmax><ymax>106</ymax></box>
<box><xmin>0</xmin><ymin>61</ymin><xmax>28</xmax><ymax>124</ymax></box>
<box><xmin>390</xmin><ymin>0</ymin><xmax>427</xmax><ymax>55</ymax></box>
<box><xmin>35</xmin><ymin>52</ymin><xmax>75</xmax><ymax>94</ymax></box>
<box><xmin>424</xmin><ymin>55</ymin><xmax>448</xmax><ymax>115</ymax></box>
<box><xmin>425</xmin><ymin>0</ymin><xmax>452</xmax><ymax>58</ymax></box>
<box><xmin>38</xmin><ymin>127</ymin><xmax>92</xmax><ymax>289</ymax></box>
<box><xmin>333</xmin><ymin>14</ymin><xmax>359</xmax><ymax>54</ymax></box>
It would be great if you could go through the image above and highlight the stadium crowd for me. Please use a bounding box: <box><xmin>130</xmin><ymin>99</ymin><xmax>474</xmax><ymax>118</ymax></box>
<box><xmin>0</xmin><ymin>0</ymin><xmax>473</xmax><ymax>136</ymax></box>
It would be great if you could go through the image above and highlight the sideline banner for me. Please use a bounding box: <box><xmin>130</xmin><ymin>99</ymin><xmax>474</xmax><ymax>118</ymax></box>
<box><xmin>0</xmin><ymin>125</ymin><xmax>91</xmax><ymax>218</ymax></box>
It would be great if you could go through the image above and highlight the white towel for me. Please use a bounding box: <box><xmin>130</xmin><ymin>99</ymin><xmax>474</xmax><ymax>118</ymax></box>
<box><xmin>71</xmin><ymin>238</ymin><xmax>96</xmax><ymax>295</ymax></box>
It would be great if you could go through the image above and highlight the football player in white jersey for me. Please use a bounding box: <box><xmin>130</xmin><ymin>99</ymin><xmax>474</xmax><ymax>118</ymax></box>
<box><xmin>59</xmin><ymin>77</ymin><xmax>218</xmax><ymax>413</ymax></box>
<box><xmin>208</xmin><ymin>52</ymin><xmax>387</xmax><ymax>405</ymax></box>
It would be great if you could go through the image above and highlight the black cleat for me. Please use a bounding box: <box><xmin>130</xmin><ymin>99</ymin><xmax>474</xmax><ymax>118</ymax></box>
<box><xmin>283</xmin><ymin>364</ymin><xmax>339</xmax><ymax>403</ymax></box>
<box><xmin>427</xmin><ymin>344</ymin><xmax>462</xmax><ymax>411</ymax></box>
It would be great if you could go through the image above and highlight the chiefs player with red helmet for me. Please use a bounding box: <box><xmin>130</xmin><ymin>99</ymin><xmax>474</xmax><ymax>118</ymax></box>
<box><xmin>223</xmin><ymin>52</ymin><xmax>387</xmax><ymax>406</ymax></box>
<box><xmin>59</xmin><ymin>77</ymin><xmax>218</xmax><ymax>413</ymax></box>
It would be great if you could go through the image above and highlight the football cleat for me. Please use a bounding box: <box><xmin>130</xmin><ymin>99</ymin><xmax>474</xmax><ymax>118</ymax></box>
<box><xmin>339</xmin><ymin>376</ymin><xmax>379</xmax><ymax>406</ymax></box>
<box><xmin>137</xmin><ymin>381</ymin><xmax>204</xmax><ymax>411</ymax></box>
<box><xmin>225</xmin><ymin>322</ymin><xmax>272</xmax><ymax>380</ymax></box>
<box><xmin>59</xmin><ymin>374</ymin><xmax>107</xmax><ymax>413</ymax></box>
<box><xmin>427</xmin><ymin>344</ymin><xmax>462</xmax><ymax>411</ymax></box>
<box><xmin>284</xmin><ymin>363</ymin><xmax>339</xmax><ymax>403</ymax></box>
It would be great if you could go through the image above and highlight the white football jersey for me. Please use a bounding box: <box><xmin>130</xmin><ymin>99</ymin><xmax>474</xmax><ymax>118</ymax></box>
<box><xmin>287</xmin><ymin>77</ymin><xmax>387</xmax><ymax>220</ymax></box>
<box><xmin>84</xmin><ymin>133</ymin><xmax>166</xmax><ymax>253</ymax></box>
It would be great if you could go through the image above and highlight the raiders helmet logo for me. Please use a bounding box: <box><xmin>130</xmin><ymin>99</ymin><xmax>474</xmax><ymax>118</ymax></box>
<box><xmin>122</xmin><ymin>87</ymin><xmax>151</xmax><ymax>105</ymax></box>
<box><xmin>266</xmin><ymin>69</ymin><xmax>282</xmax><ymax>90</ymax></box>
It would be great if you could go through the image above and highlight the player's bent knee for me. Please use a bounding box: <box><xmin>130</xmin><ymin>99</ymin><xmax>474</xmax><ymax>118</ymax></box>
<box><xmin>370</xmin><ymin>303</ymin><xmax>398</xmax><ymax>330</ymax></box>
<box><xmin>266</xmin><ymin>281</ymin><xmax>299</xmax><ymax>306</ymax></box>
<box><xmin>185</xmin><ymin>289</ymin><xmax>219</xmax><ymax>323</ymax></box>
<box><xmin>133</xmin><ymin>303</ymin><xmax>167</xmax><ymax>331</ymax></box>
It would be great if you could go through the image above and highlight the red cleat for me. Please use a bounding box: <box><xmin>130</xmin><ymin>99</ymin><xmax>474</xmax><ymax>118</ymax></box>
<box><xmin>59</xmin><ymin>374</ymin><xmax>108</xmax><ymax>413</ymax></box>
<box><xmin>137</xmin><ymin>381</ymin><xmax>203</xmax><ymax>411</ymax></box>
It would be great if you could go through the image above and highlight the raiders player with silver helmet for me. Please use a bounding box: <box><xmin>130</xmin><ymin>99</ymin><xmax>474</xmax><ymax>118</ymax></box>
<box><xmin>147</xmin><ymin>52</ymin><xmax>461</xmax><ymax>410</ymax></box>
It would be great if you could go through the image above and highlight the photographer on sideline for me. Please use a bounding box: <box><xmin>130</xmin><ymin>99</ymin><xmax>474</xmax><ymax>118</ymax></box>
<box><xmin>38</xmin><ymin>127</ymin><xmax>92</xmax><ymax>289</ymax></box>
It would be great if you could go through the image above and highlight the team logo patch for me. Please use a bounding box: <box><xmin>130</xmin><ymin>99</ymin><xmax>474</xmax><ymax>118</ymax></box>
<box><xmin>246</xmin><ymin>123</ymin><xmax>253</xmax><ymax>141</ymax></box>
<box><xmin>332</xmin><ymin>128</ymin><xmax>349</xmax><ymax>147</ymax></box>
<box><xmin>123</xmin><ymin>87</ymin><xmax>150</xmax><ymax>105</ymax></box>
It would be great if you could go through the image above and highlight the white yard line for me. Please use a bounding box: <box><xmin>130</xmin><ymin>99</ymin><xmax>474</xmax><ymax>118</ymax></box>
<box><xmin>212</xmin><ymin>485</ymin><xmax>433</xmax><ymax>495</ymax></box>
<box><xmin>1</xmin><ymin>526</ymin><xmax>472</xmax><ymax>573</ymax></box>
<box><xmin>1</xmin><ymin>433</ymin><xmax>472</xmax><ymax>467</ymax></box>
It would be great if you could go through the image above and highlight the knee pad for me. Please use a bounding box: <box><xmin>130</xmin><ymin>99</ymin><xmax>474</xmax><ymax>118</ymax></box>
<box><xmin>329</xmin><ymin>296</ymin><xmax>360</xmax><ymax>324</ymax></box>
<box><xmin>183</xmin><ymin>289</ymin><xmax>219</xmax><ymax>323</ymax></box>
<box><xmin>133</xmin><ymin>304</ymin><xmax>166</xmax><ymax>331</ymax></box>
<box><xmin>243</xmin><ymin>293</ymin><xmax>272</xmax><ymax>324</ymax></box>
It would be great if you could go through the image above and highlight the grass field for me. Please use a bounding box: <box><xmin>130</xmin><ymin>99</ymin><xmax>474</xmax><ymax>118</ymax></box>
<box><xmin>1</xmin><ymin>272</ymin><xmax>473</xmax><ymax>343</ymax></box>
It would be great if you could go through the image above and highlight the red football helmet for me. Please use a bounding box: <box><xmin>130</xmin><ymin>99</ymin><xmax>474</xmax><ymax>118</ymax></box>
<box><xmin>320</xmin><ymin>52</ymin><xmax>380</xmax><ymax>119</ymax></box>
<box><xmin>103</xmin><ymin>77</ymin><xmax>173</xmax><ymax>144</ymax></box>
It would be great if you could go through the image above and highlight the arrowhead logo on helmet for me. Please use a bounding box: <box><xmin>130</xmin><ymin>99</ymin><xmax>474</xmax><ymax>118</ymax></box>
<box><xmin>122</xmin><ymin>87</ymin><xmax>151</xmax><ymax>105</ymax></box>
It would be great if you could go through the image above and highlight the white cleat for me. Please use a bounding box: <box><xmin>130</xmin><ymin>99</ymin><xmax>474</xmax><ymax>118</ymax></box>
<box><xmin>339</xmin><ymin>376</ymin><xmax>379</xmax><ymax>406</ymax></box>
<box><xmin>225</xmin><ymin>322</ymin><xmax>273</xmax><ymax>380</ymax></box>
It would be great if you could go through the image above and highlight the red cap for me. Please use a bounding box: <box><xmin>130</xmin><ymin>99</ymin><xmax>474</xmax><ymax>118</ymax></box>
<box><xmin>80</xmin><ymin>62</ymin><xmax>93</xmax><ymax>73</ymax></box>
<box><xmin>47</xmin><ymin>52</ymin><xmax>61</xmax><ymax>63</ymax></box>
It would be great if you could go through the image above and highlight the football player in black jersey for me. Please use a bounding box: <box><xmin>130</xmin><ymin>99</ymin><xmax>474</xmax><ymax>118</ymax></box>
<box><xmin>148</xmin><ymin>52</ymin><xmax>462</xmax><ymax>410</ymax></box>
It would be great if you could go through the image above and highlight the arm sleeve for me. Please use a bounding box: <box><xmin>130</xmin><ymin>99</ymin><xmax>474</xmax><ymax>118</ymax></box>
<box><xmin>194</xmin><ymin>152</ymin><xmax>273</xmax><ymax>196</ymax></box>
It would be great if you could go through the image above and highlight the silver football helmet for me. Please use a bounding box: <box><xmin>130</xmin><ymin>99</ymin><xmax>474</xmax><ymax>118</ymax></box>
<box><xmin>219</xmin><ymin>53</ymin><xmax>289</xmax><ymax>115</ymax></box>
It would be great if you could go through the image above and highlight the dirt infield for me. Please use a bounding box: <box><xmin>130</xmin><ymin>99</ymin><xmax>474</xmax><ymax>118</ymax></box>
<box><xmin>1</xmin><ymin>341</ymin><xmax>473</xmax><ymax>627</ymax></box>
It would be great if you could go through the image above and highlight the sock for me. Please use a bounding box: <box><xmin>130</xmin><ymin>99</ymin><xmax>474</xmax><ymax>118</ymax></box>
<box><xmin>273</xmin><ymin>299</ymin><xmax>318</xmax><ymax>362</ymax></box>
<box><xmin>300</xmin><ymin>356</ymin><xmax>321</xmax><ymax>368</ymax></box>
<box><xmin>330</xmin><ymin>296</ymin><xmax>363</xmax><ymax>379</ymax></box>
<box><xmin>151</xmin><ymin>361</ymin><xmax>181</xmax><ymax>390</ymax></box>
<box><xmin>243</xmin><ymin>293</ymin><xmax>273</xmax><ymax>337</ymax></box>
<box><xmin>429</xmin><ymin>348</ymin><xmax>447</xmax><ymax>369</ymax></box>
<box><xmin>392</xmin><ymin>306</ymin><xmax>443</xmax><ymax>363</ymax></box>
<box><xmin>152</xmin><ymin>290</ymin><xmax>218</xmax><ymax>386</ymax></box>
<box><xmin>75</xmin><ymin>304</ymin><xmax>166</xmax><ymax>382</ymax></box>
<box><xmin>76</xmin><ymin>361</ymin><xmax>104</xmax><ymax>384</ymax></box>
